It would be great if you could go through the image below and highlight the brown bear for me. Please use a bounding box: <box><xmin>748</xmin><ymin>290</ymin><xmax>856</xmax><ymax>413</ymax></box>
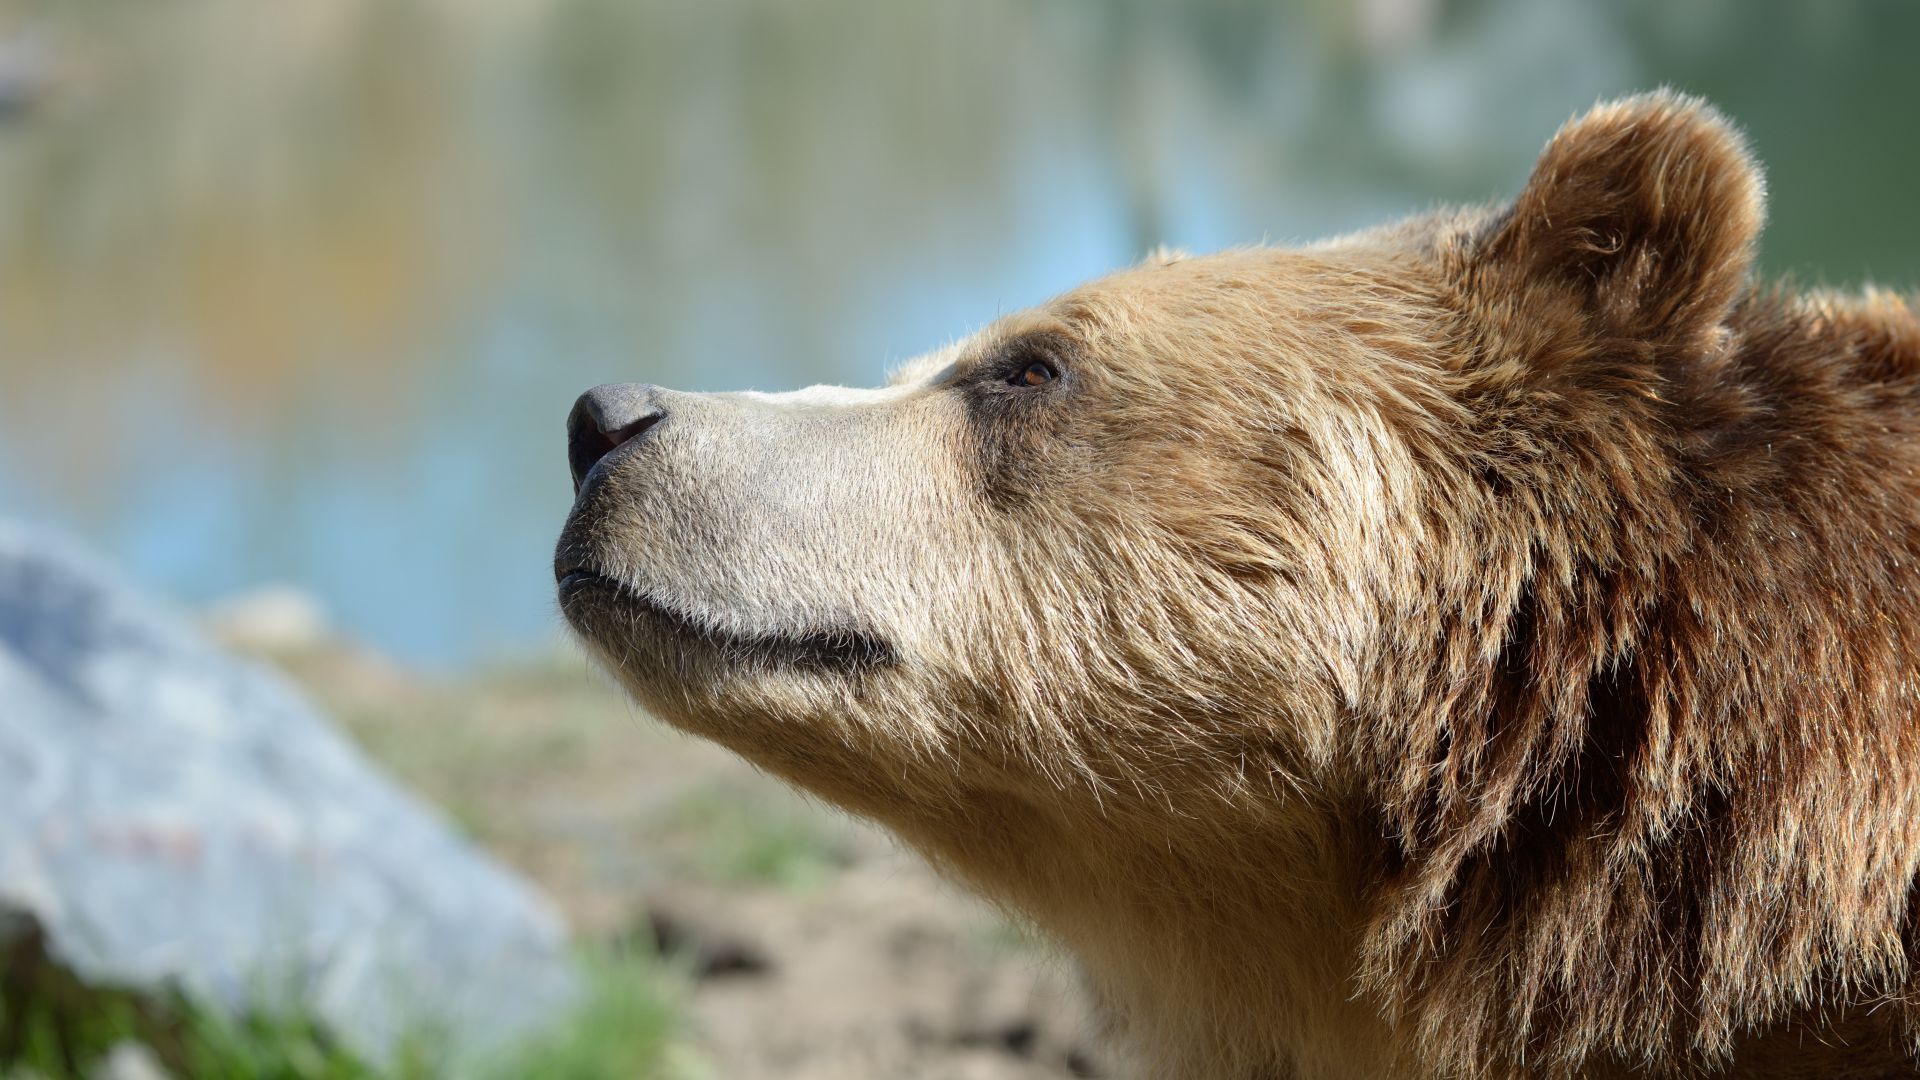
<box><xmin>554</xmin><ymin>92</ymin><xmax>1920</xmax><ymax>1079</ymax></box>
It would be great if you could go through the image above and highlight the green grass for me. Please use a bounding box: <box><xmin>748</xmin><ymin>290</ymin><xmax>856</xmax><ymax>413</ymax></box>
<box><xmin>490</xmin><ymin>947</ymin><xmax>690</xmax><ymax>1080</ymax></box>
<box><xmin>0</xmin><ymin>988</ymin><xmax>409</xmax><ymax>1080</ymax></box>
<box><xmin>0</xmin><ymin>942</ymin><xmax>688</xmax><ymax>1080</ymax></box>
<box><xmin>663</xmin><ymin>787</ymin><xmax>845</xmax><ymax>890</ymax></box>
<box><xmin>173</xmin><ymin>1005</ymin><xmax>435</xmax><ymax>1080</ymax></box>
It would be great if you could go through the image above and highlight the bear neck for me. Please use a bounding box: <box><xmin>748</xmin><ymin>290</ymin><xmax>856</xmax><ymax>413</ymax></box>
<box><xmin>881</xmin><ymin>779</ymin><xmax>1408</xmax><ymax>1080</ymax></box>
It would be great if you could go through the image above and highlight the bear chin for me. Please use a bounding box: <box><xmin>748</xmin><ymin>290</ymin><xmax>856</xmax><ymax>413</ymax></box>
<box><xmin>557</xmin><ymin>566</ymin><xmax>896</xmax><ymax>676</ymax></box>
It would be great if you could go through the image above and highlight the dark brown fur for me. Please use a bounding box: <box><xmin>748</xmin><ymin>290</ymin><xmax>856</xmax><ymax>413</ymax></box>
<box><xmin>1360</xmin><ymin>94</ymin><xmax>1920</xmax><ymax>1077</ymax></box>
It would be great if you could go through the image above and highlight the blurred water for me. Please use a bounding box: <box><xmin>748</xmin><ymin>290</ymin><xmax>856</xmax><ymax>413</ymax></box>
<box><xmin>0</xmin><ymin>0</ymin><xmax>1914</xmax><ymax>667</ymax></box>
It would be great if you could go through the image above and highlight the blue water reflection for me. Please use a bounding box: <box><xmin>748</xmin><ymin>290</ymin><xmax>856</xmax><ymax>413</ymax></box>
<box><xmin>0</xmin><ymin>0</ymin><xmax>1914</xmax><ymax>667</ymax></box>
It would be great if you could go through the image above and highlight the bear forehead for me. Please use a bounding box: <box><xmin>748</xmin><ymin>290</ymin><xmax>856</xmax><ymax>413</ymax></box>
<box><xmin>888</xmin><ymin>240</ymin><xmax>1450</xmax><ymax>391</ymax></box>
<box><xmin>1044</xmin><ymin>245</ymin><xmax>1423</xmax><ymax>333</ymax></box>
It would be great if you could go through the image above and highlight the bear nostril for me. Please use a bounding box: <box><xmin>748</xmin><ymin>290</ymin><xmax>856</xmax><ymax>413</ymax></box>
<box><xmin>602</xmin><ymin>412</ymin><xmax>662</xmax><ymax>452</ymax></box>
<box><xmin>567</xmin><ymin>383</ymin><xmax>665</xmax><ymax>494</ymax></box>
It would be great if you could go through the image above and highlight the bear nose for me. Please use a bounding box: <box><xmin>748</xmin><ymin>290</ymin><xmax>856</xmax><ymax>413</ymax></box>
<box><xmin>567</xmin><ymin>383</ymin><xmax>665</xmax><ymax>494</ymax></box>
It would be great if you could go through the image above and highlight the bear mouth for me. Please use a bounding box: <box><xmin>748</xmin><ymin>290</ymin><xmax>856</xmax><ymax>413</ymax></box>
<box><xmin>556</xmin><ymin>566</ymin><xmax>897</xmax><ymax>672</ymax></box>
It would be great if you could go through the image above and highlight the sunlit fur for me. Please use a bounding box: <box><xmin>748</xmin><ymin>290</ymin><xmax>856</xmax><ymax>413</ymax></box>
<box><xmin>558</xmin><ymin>92</ymin><xmax>1920</xmax><ymax>1078</ymax></box>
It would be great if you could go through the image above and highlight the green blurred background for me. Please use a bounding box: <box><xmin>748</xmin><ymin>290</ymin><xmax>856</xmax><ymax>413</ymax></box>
<box><xmin>0</xmin><ymin>0</ymin><xmax>1915</xmax><ymax>668</ymax></box>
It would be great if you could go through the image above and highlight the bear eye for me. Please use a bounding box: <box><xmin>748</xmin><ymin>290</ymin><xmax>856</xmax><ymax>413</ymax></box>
<box><xmin>1009</xmin><ymin>359</ymin><xmax>1058</xmax><ymax>388</ymax></box>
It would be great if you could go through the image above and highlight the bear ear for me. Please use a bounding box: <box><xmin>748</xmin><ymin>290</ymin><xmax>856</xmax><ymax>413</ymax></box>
<box><xmin>1476</xmin><ymin>91</ymin><xmax>1766</xmax><ymax>354</ymax></box>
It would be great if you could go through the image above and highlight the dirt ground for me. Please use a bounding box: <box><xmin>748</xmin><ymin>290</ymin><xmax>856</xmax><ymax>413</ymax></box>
<box><xmin>262</xmin><ymin>642</ymin><xmax>1110</xmax><ymax>1080</ymax></box>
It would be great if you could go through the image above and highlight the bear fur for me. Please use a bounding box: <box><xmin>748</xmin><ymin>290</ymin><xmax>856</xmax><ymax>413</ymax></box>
<box><xmin>555</xmin><ymin>92</ymin><xmax>1920</xmax><ymax>1078</ymax></box>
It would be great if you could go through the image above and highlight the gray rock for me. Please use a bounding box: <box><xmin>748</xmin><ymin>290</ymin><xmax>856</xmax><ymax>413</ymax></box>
<box><xmin>0</xmin><ymin>522</ymin><xmax>578</xmax><ymax>1068</ymax></box>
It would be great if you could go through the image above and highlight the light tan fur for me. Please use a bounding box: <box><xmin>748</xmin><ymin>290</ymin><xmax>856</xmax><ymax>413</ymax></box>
<box><xmin>556</xmin><ymin>93</ymin><xmax>1920</xmax><ymax>1078</ymax></box>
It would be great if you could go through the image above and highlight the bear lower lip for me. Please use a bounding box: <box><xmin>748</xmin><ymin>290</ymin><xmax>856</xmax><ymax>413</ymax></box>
<box><xmin>559</xmin><ymin>571</ymin><xmax>897</xmax><ymax>672</ymax></box>
<box><xmin>556</xmin><ymin>567</ymin><xmax>611</xmax><ymax>598</ymax></box>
